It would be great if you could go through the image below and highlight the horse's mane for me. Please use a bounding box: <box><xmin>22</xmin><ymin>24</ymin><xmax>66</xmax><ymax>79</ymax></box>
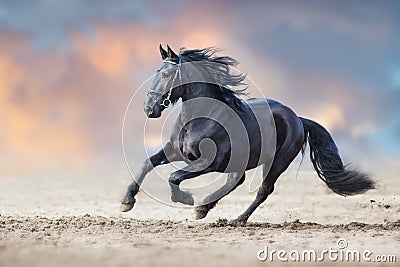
<box><xmin>179</xmin><ymin>48</ymin><xmax>247</xmax><ymax>109</ymax></box>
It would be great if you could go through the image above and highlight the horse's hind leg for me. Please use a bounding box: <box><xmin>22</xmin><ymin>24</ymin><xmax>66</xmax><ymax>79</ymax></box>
<box><xmin>120</xmin><ymin>142</ymin><xmax>180</xmax><ymax>212</ymax></box>
<box><xmin>194</xmin><ymin>172</ymin><xmax>245</xmax><ymax>220</ymax></box>
<box><xmin>231</xmin><ymin>161</ymin><xmax>288</xmax><ymax>225</ymax></box>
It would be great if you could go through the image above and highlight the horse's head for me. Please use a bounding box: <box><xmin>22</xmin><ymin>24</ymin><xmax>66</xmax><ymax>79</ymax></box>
<box><xmin>144</xmin><ymin>45</ymin><xmax>184</xmax><ymax>118</ymax></box>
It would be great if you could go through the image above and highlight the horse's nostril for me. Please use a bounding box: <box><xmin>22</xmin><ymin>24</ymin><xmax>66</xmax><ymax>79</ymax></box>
<box><xmin>144</xmin><ymin>106</ymin><xmax>153</xmax><ymax>115</ymax></box>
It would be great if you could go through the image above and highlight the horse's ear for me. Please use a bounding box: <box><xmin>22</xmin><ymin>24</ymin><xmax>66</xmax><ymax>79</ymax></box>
<box><xmin>167</xmin><ymin>45</ymin><xmax>179</xmax><ymax>60</ymax></box>
<box><xmin>159</xmin><ymin>44</ymin><xmax>168</xmax><ymax>60</ymax></box>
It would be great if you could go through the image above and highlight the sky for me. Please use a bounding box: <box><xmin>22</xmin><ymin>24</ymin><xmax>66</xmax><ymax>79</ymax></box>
<box><xmin>0</xmin><ymin>0</ymin><xmax>399</xmax><ymax>178</ymax></box>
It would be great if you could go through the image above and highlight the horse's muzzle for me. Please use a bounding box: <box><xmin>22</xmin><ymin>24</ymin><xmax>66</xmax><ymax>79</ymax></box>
<box><xmin>144</xmin><ymin>105</ymin><xmax>161</xmax><ymax>118</ymax></box>
<box><xmin>144</xmin><ymin>105</ymin><xmax>153</xmax><ymax>116</ymax></box>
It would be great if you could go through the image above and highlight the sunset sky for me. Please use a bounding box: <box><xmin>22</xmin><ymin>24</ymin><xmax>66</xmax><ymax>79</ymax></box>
<box><xmin>1</xmin><ymin>0</ymin><xmax>399</xmax><ymax>177</ymax></box>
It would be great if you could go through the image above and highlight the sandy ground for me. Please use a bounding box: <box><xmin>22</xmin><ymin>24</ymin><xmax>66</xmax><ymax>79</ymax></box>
<box><xmin>1</xmin><ymin>162</ymin><xmax>399</xmax><ymax>266</ymax></box>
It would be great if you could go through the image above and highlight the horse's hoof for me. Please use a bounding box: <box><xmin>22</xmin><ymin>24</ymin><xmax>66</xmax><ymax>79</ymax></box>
<box><xmin>194</xmin><ymin>206</ymin><xmax>209</xmax><ymax>220</ymax></box>
<box><xmin>171</xmin><ymin>190</ymin><xmax>194</xmax><ymax>206</ymax></box>
<box><xmin>120</xmin><ymin>202</ymin><xmax>134</xmax><ymax>212</ymax></box>
<box><xmin>181</xmin><ymin>191</ymin><xmax>194</xmax><ymax>206</ymax></box>
<box><xmin>229</xmin><ymin>218</ymin><xmax>247</xmax><ymax>226</ymax></box>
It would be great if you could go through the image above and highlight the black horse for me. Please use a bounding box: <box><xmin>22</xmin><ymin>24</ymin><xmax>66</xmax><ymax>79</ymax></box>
<box><xmin>121</xmin><ymin>45</ymin><xmax>375</xmax><ymax>224</ymax></box>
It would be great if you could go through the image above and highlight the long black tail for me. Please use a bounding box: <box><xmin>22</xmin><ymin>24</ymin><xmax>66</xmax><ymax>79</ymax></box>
<box><xmin>300</xmin><ymin>117</ymin><xmax>375</xmax><ymax>196</ymax></box>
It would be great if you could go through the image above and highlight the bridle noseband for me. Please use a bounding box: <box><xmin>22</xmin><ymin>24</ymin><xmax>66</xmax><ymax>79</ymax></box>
<box><xmin>147</xmin><ymin>56</ymin><xmax>182</xmax><ymax>109</ymax></box>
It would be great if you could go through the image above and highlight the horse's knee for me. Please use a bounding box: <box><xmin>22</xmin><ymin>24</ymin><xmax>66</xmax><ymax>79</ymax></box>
<box><xmin>128</xmin><ymin>183</ymin><xmax>139</xmax><ymax>195</ymax></box>
<box><xmin>142</xmin><ymin>158</ymin><xmax>154</xmax><ymax>172</ymax></box>
<box><xmin>169</xmin><ymin>172</ymin><xmax>181</xmax><ymax>185</ymax></box>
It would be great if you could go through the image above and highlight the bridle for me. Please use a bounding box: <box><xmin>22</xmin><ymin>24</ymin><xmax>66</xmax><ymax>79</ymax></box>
<box><xmin>147</xmin><ymin>56</ymin><xmax>182</xmax><ymax>109</ymax></box>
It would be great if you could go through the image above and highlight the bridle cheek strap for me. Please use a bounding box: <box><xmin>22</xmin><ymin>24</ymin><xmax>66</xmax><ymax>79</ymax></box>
<box><xmin>160</xmin><ymin>57</ymin><xmax>182</xmax><ymax>108</ymax></box>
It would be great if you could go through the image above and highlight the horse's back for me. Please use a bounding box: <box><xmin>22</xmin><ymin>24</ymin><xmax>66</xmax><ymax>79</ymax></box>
<box><xmin>245</xmin><ymin>98</ymin><xmax>300</xmax><ymax>121</ymax></box>
<box><xmin>245</xmin><ymin>97</ymin><xmax>304</xmax><ymax>153</ymax></box>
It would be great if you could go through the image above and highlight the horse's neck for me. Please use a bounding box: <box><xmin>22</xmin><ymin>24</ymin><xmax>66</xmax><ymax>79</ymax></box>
<box><xmin>181</xmin><ymin>83</ymin><xmax>223</xmax><ymax>102</ymax></box>
<box><xmin>178</xmin><ymin>83</ymin><xmax>235</xmax><ymax>123</ymax></box>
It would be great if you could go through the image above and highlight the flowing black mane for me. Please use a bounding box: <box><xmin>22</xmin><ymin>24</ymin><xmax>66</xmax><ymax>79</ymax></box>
<box><xmin>179</xmin><ymin>48</ymin><xmax>247</xmax><ymax>108</ymax></box>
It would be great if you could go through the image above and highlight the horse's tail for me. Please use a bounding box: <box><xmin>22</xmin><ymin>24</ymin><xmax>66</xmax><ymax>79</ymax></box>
<box><xmin>300</xmin><ymin>117</ymin><xmax>375</xmax><ymax>196</ymax></box>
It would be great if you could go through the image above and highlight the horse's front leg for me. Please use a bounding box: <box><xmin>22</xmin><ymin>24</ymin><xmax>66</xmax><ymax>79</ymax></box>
<box><xmin>169</xmin><ymin>164</ymin><xmax>212</xmax><ymax>206</ymax></box>
<box><xmin>120</xmin><ymin>142</ymin><xmax>180</xmax><ymax>212</ymax></box>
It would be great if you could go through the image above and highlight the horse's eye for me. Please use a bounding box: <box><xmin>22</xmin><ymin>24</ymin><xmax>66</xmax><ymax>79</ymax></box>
<box><xmin>162</xmin><ymin>72</ymin><xmax>169</xmax><ymax>78</ymax></box>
